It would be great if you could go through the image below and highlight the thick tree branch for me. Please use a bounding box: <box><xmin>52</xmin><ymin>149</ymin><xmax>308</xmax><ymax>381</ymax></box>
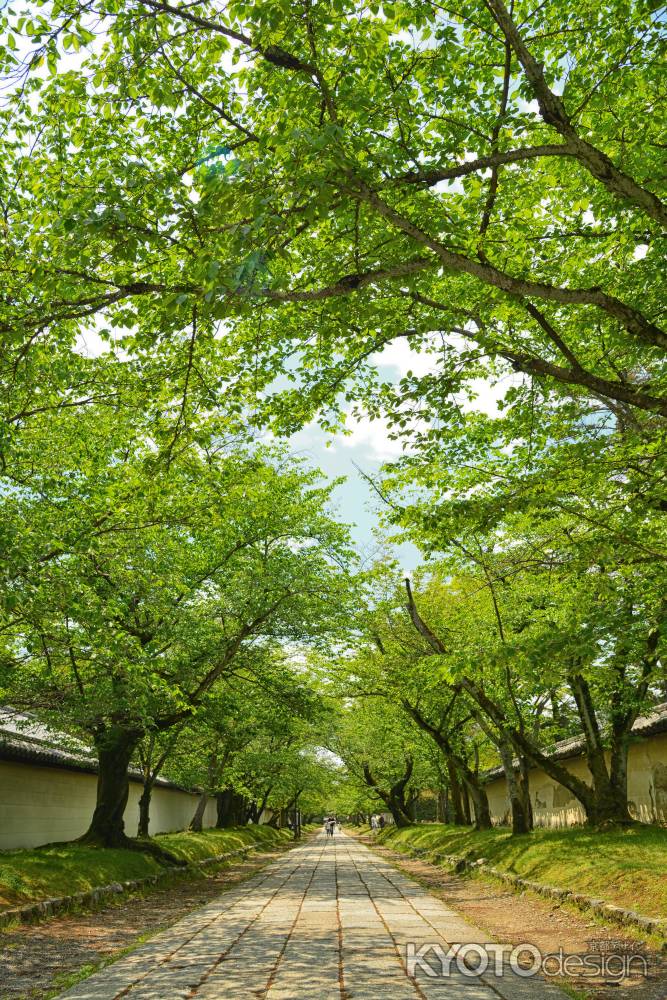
<box><xmin>347</xmin><ymin>179</ymin><xmax>667</xmax><ymax>350</ymax></box>
<box><xmin>395</xmin><ymin>143</ymin><xmax>576</xmax><ymax>187</ymax></box>
<box><xmin>484</xmin><ymin>0</ymin><xmax>667</xmax><ymax>226</ymax></box>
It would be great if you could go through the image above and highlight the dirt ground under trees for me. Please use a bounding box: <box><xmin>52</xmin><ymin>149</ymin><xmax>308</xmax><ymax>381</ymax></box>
<box><xmin>363</xmin><ymin>838</ymin><xmax>667</xmax><ymax>1000</ymax></box>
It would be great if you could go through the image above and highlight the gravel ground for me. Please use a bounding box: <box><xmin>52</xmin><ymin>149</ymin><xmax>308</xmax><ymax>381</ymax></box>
<box><xmin>0</xmin><ymin>841</ymin><xmax>296</xmax><ymax>999</ymax></box>
<box><xmin>364</xmin><ymin>838</ymin><xmax>667</xmax><ymax>1000</ymax></box>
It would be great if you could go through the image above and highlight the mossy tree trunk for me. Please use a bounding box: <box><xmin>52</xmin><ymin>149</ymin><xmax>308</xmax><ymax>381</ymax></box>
<box><xmin>79</xmin><ymin>725</ymin><xmax>142</xmax><ymax>848</ymax></box>
<box><xmin>216</xmin><ymin>788</ymin><xmax>246</xmax><ymax>828</ymax></box>
<box><xmin>362</xmin><ymin>759</ymin><xmax>415</xmax><ymax>828</ymax></box>
<box><xmin>137</xmin><ymin>780</ymin><xmax>154</xmax><ymax>838</ymax></box>
<box><xmin>445</xmin><ymin>756</ymin><xmax>468</xmax><ymax>825</ymax></box>
<box><xmin>497</xmin><ymin>736</ymin><xmax>533</xmax><ymax>835</ymax></box>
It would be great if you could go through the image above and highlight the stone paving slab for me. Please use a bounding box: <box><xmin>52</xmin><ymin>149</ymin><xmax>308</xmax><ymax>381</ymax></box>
<box><xmin>56</xmin><ymin>832</ymin><xmax>566</xmax><ymax>999</ymax></box>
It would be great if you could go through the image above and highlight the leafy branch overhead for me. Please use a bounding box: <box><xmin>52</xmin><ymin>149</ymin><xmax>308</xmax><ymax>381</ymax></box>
<box><xmin>0</xmin><ymin>0</ymin><xmax>664</xmax><ymax>434</ymax></box>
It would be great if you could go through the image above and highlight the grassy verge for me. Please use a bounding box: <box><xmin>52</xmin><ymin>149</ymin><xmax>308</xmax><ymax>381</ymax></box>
<box><xmin>0</xmin><ymin>825</ymin><xmax>291</xmax><ymax>909</ymax></box>
<box><xmin>375</xmin><ymin>823</ymin><xmax>667</xmax><ymax>919</ymax></box>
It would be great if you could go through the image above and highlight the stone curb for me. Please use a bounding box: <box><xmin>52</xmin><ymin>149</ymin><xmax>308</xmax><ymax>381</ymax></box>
<box><xmin>0</xmin><ymin>843</ymin><xmax>260</xmax><ymax>930</ymax></box>
<box><xmin>386</xmin><ymin>842</ymin><xmax>667</xmax><ymax>948</ymax></box>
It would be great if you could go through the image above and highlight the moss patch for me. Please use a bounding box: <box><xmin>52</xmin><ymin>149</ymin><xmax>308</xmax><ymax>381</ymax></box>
<box><xmin>377</xmin><ymin>823</ymin><xmax>667</xmax><ymax>919</ymax></box>
<box><xmin>0</xmin><ymin>826</ymin><xmax>290</xmax><ymax>909</ymax></box>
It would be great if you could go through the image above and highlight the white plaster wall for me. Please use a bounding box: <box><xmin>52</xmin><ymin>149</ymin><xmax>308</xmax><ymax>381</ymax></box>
<box><xmin>0</xmin><ymin>761</ymin><xmax>216</xmax><ymax>850</ymax></box>
<box><xmin>484</xmin><ymin>734</ymin><xmax>667</xmax><ymax>828</ymax></box>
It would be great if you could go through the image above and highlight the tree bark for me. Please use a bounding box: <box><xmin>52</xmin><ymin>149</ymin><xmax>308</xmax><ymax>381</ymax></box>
<box><xmin>137</xmin><ymin>780</ymin><xmax>154</xmax><ymax>838</ymax></box>
<box><xmin>445</xmin><ymin>755</ymin><xmax>467</xmax><ymax>825</ymax></box>
<box><xmin>79</xmin><ymin>726</ymin><xmax>141</xmax><ymax>847</ymax></box>
<box><xmin>216</xmin><ymin>788</ymin><xmax>246</xmax><ymax>828</ymax></box>
<box><xmin>568</xmin><ymin>673</ymin><xmax>633</xmax><ymax>825</ymax></box>
<box><xmin>518</xmin><ymin>755</ymin><xmax>533</xmax><ymax>830</ymax></box>
<box><xmin>461</xmin><ymin>783</ymin><xmax>472</xmax><ymax>825</ymax></box>
<box><xmin>189</xmin><ymin>792</ymin><xmax>208</xmax><ymax>832</ymax></box>
<box><xmin>402</xmin><ymin>700</ymin><xmax>491</xmax><ymax>830</ymax></box>
<box><xmin>498</xmin><ymin>738</ymin><xmax>532</xmax><ymax>834</ymax></box>
<box><xmin>362</xmin><ymin>760</ymin><xmax>414</xmax><ymax>827</ymax></box>
<box><xmin>465</xmin><ymin>775</ymin><xmax>491</xmax><ymax>830</ymax></box>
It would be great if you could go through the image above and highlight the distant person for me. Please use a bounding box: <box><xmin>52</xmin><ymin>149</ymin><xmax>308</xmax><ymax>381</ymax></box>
<box><xmin>379</xmin><ymin>815</ymin><xmax>385</xmax><ymax>830</ymax></box>
<box><xmin>326</xmin><ymin>817</ymin><xmax>335</xmax><ymax>837</ymax></box>
<box><xmin>370</xmin><ymin>815</ymin><xmax>378</xmax><ymax>830</ymax></box>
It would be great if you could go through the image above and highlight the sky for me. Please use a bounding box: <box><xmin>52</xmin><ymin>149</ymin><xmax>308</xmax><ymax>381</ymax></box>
<box><xmin>288</xmin><ymin>342</ymin><xmax>511</xmax><ymax>571</ymax></box>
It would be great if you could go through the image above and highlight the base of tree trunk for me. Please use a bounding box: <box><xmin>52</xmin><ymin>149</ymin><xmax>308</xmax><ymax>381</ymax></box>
<box><xmin>587</xmin><ymin>814</ymin><xmax>637</xmax><ymax>830</ymax></box>
<box><xmin>76</xmin><ymin>830</ymin><xmax>187</xmax><ymax>866</ymax></box>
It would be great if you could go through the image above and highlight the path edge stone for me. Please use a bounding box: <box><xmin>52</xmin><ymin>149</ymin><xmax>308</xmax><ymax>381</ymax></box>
<box><xmin>367</xmin><ymin>836</ymin><xmax>667</xmax><ymax>950</ymax></box>
<box><xmin>0</xmin><ymin>843</ymin><xmax>263</xmax><ymax>930</ymax></box>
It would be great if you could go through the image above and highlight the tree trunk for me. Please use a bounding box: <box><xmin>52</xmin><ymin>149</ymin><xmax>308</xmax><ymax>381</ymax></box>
<box><xmin>498</xmin><ymin>738</ymin><xmax>532</xmax><ymax>834</ymax></box>
<box><xmin>445</xmin><ymin>756</ymin><xmax>467</xmax><ymax>825</ymax></box>
<box><xmin>79</xmin><ymin>726</ymin><xmax>141</xmax><ymax>847</ymax></box>
<box><xmin>362</xmin><ymin>759</ymin><xmax>414</xmax><ymax>828</ymax></box>
<box><xmin>569</xmin><ymin>673</ymin><xmax>632</xmax><ymax>825</ymax></box>
<box><xmin>190</xmin><ymin>792</ymin><xmax>208</xmax><ymax>832</ymax></box>
<box><xmin>387</xmin><ymin>799</ymin><xmax>413</xmax><ymax>827</ymax></box>
<box><xmin>216</xmin><ymin>789</ymin><xmax>233</xmax><ymax>828</ymax></box>
<box><xmin>606</xmin><ymin>729</ymin><xmax>633</xmax><ymax>824</ymax></box>
<box><xmin>292</xmin><ymin>792</ymin><xmax>301</xmax><ymax>840</ymax></box>
<box><xmin>137</xmin><ymin>779</ymin><xmax>154</xmax><ymax>838</ymax></box>
<box><xmin>402</xmin><ymin>582</ymin><xmax>609</xmax><ymax>826</ymax></box>
<box><xmin>437</xmin><ymin>743</ymin><xmax>489</xmax><ymax>830</ymax></box>
<box><xmin>255</xmin><ymin>785</ymin><xmax>273</xmax><ymax>824</ymax></box>
<box><xmin>216</xmin><ymin>788</ymin><xmax>246</xmax><ymax>828</ymax></box>
<box><xmin>518</xmin><ymin>754</ymin><xmax>534</xmax><ymax>830</ymax></box>
<box><xmin>463</xmin><ymin>777</ymin><xmax>492</xmax><ymax>830</ymax></box>
<box><xmin>460</xmin><ymin>678</ymin><xmax>608</xmax><ymax>825</ymax></box>
<box><xmin>461</xmin><ymin>784</ymin><xmax>472</xmax><ymax>824</ymax></box>
<box><xmin>191</xmin><ymin>751</ymin><xmax>219</xmax><ymax>833</ymax></box>
<box><xmin>245</xmin><ymin>800</ymin><xmax>260</xmax><ymax>824</ymax></box>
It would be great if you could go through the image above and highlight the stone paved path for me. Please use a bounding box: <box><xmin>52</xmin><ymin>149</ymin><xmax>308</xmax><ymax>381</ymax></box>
<box><xmin>57</xmin><ymin>832</ymin><xmax>565</xmax><ymax>999</ymax></box>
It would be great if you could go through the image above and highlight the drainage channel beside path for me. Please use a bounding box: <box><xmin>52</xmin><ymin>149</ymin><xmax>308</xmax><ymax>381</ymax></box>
<box><xmin>55</xmin><ymin>831</ymin><xmax>565</xmax><ymax>999</ymax></box>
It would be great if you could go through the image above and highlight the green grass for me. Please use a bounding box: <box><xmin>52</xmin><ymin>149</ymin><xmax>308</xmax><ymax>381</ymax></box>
<box><xmin>0</xmin><ymin>825</ymin><xmax>290</xmax><ymax>909</ymax></box>
<box><xmin>377</xmin><ymin>823</ymin><xmax>667</xmax><ymax>919</ymax></box>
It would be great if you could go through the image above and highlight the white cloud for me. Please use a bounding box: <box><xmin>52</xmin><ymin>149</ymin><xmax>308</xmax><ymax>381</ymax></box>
<box><xmin>74</xmin><ymin>326</ymin><xmax>109</xmax><ymax>358</ymax></box>
<box><xmin>371</xmin><ymin>338</ymin><xmax>436</xmax><ymax>380</ymax></box>
<box><xmin>337</xmin><ymin>414</ymin><xmax>406</xmax><ymax>461</ymax></box>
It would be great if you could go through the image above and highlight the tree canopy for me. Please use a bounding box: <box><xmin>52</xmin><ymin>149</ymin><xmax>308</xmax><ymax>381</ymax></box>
<box><xmin>0</xmin><ymin>0</ymin><xmax>665</xmax><ymax>846</ymax></box>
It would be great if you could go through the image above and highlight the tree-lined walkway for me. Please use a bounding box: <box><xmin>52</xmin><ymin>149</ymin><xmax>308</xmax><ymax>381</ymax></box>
<box><xmin>57</xmin><ymin>833</ymin><xmax>564</xmax><ymax>999</ymax></box>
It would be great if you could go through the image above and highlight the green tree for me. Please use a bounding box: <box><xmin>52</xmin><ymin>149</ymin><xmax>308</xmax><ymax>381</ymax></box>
<box><xmin>2</xmin><ymin>0</ymin><xmax>664</xmax><ymax>434</ymax></box>
<box><xmin>1</xmin><ymin>424</ymin><xmax>352</xmax><ymax>849</ymax></box>
<box><xmin>333</xmin><ymin>697</ymin><xmax>435</xmax><ymax>827</ymax></box>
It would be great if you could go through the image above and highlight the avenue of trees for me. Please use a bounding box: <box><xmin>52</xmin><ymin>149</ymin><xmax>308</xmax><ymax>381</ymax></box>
<box><xmin>0</xmin><ymin>406</ymin><xmax>353</xmax><ymax>850</ymax></box>
<box><xmin>0</xmin><ymin>0</ymin><xmax>665</xmax><ymax>849</ymax></box>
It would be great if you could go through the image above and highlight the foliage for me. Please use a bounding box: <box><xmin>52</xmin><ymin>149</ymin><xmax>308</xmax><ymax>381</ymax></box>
<box><xmin>0</xmin><ymin>0</ymin><xmax>664</xmax><ymax>440</ymax></box>
<box><xmin>0</xmin><ymin>0</ymin><xmax>665</xmax><ymax>845</ymax></box>
<box><xmin>1</xmin><ymin>412</ymin><xmax>352</xmax><ymax>739</ymax></box>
